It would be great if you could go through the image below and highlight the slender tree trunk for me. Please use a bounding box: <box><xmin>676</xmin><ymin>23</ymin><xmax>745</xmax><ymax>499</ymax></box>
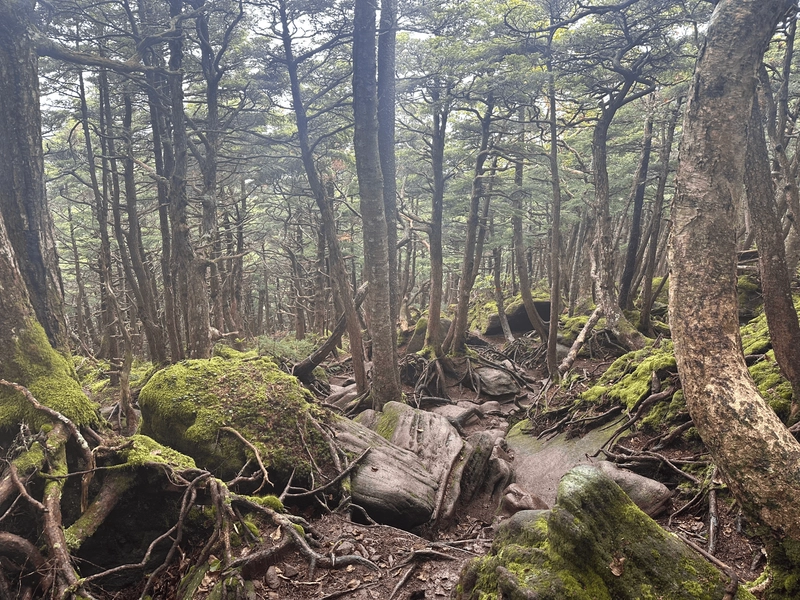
<box><xmin>492</xmin><ymin>246</ymin><xmax>514</xmax><ymax>344</ymax></box>
<box><xmin>592</xmin><ymin>107</ymin><xmax>646</xmax><ymax>350</ymax></box>
<box><xmin>424</xmin><ymin>96</ymin><xmax>449</xmax><ymax>356</ymax></box>
<box><xmin>568</xmin><ymin>207</ymin><xmax>590</xmax><ymax>317</ymax></box>
<box><xmin>511</xmin><ymin>122</ymin><xmax>549</xmax><ymax>343</ymax></box>
<box><xmin>640</xmin><ymin>101</ymin><xmax>679</xmax><ymax>335</ymax></box>
<box><xmin>745</xmin><ymin>94</ymin><xmax>800</xmax><ymax>415</ymax></box>
<box><xmin>618</xmin><ymin>114</ymin><xmax>653</xmax><ymax>310</ymax></box>
<box><xmin>167</xmin><ymin>0</ymin><xmax>211</xmax><ymax>359</ymax></box>
<box><xmin>443</xmin><ymin>100</ymin><xmax>498</xmax><ymax>354</ymax></box>
<box><xmin>120</xmin><ymin>93</ymin><xmax>167</xmax><ymax>363</ymax></box>
<box><xmin>354</xmin><ymin>0</ymin><xmax>402</xmax><ymax>408</ymax></box>
<box><xmin>670</xmin><ymin>3</ymin><xmax>800</xmax><ymax>590</ymax></box>
<box><xmin>77</xmin><ymin>70</ymin><xmax>118</xmax><ymax>375</ymax></box>
<box><xmin>378</xmin><ymin>0</ymin><xmax>398</xmax><ymax>347</ymax></box>
<box><xmin>278</xmin><ymin>0</ymin><xmax>367</xmax><ymax>393</ymax></box>
<box><xmin>546</xmin><ymin>55</ymin><xmax>562</xmax><ymax>379</ymax></box>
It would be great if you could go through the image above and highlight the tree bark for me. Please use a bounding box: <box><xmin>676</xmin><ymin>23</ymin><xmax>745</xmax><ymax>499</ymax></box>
<box><xmin>0</xmin><ymin>0</ymin><xmax>68</xmax><ymax>351</ymax></box>
<box><xmin>670</xmin><ymin>0</ymin><xmax>800</xmax><ymax>549</ymax></box>
<box><xmin>354</xmin><ymin>0</ymin><xmax>402</xmax><ymax>409</ymax></box>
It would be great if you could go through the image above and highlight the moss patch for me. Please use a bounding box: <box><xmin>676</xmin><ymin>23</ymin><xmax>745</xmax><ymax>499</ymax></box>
<box><xmin>138</xmin><ymin>356</ymin><xmax>333</xmax><ymax>483</ymax></box>
<box><xmin>0</xmin><ymin>320</ymin><xmax>98</xmax><ymax>436</ymax></box>
<box><xmin>581</xmin><ymin>340</ymin><xmax>676</xmax><ymax>409</ymax></box>
<box><xmin>117</xmin><ymin>434</ymin><xmax>197</xmax><ymax>470</ymax></box>
<box><xmin>749</xmin><ymin>352</ymin><xmax>793</xmax><ymax>422</ymax></box>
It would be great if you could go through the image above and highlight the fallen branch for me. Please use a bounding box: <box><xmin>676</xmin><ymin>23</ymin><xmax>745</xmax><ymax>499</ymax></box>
<box><xmin>220</xmin><ymin>426</ymin><xmax>272</xmax><ymax>492</ymax></box>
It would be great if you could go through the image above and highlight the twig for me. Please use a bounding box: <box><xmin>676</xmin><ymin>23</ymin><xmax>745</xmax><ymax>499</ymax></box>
<box><xmin>388</xmin><ymin>565</ymin><xmax>417</xmax><ymax>600</ymax></box>
<box><xmin>677</xmin><ymin>534</ymin><xmax>739</xmax><ymax>600</ymax></box>
<box><xmin>601</xmin><ymin>386</ymin><xmax>676</xmax><ymax>450</ymax></box>
<box><xmin>707</xmin><ymin>467</ymin><xmax>719</xmax><ymax>555</ymax></box>
<box><xmin>220</xmin><ymin>426</ymin><xmax>272</xmax><ymax>492</ymax></box>
<box><xmin>283</xmin><ymin>448</ymin><xmax>370</xmax><ymax>499</ymax></box>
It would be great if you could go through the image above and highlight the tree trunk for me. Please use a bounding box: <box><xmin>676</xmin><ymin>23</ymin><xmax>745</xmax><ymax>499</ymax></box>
<box><xmin>424</xmin><ymin>94</ymin><xmax>449</xmax><ymax>357</ymax></box>
<box><xmin>670</xmin><ymin>2</ymin><xmax>800</xmax><ymax>592</ymax></box>
<box><xmin>618</xmin><ymin>114</ymin><xmax>653</xmax><ymax>311</ymax></box>
<box><xmin>354</xmin><ymin>0</ymin><xmax>402</xmax><ymax>409</ymax></box>
<box><xmin>0</xmin><ymin>0</ymin><xmax>69</xmax><ymax>352</ymax></box>
<box><xmin>546</xmin><ymin>54</ymin><xmax>562</xmax><ymax>379</ymax></box>
<box><xmin>278</xmin><ymin>0</ymin><xmax>367</xmax><ymax>394</ymax></box>
<box><xmin>745</xmin><ymin>92</ymin><xmax>800</xmax><ymax>415</ymax></box>
<box><xmin>591</xmin><ymin>103</ymin><xmax>647</xmax><ymax>350</ymax></box>
<box><xmin>492</xmin><ymin>246</ymin><xmax>515</xmax><ymax>344</ymax></box>
<box><xmin>443</xmin><ymin>100</ymin><xmax>497</xmax><ymax>354</ymax></box>
<box><xmin>511</xmin><ymin>137</ymin><xmax>549</xmax><ymax>343</ymax></box>
<box><xmin>378</xmin><ymin>0</ymin><xmax>399</xmax><ymax>348</ymax></box>
<box><xmin>640</xmin><ymin>101</ymin><xmax>679</xmax><ymax>335</ymax></box>
<box><xmin>167</xmin><ymin>0</ymin><xmax>211</xmax><ymax>359</ymax></box>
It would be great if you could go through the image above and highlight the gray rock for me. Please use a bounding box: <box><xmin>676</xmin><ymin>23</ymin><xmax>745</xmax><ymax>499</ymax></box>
<box><xmin>505</xmin><ymin>417</ymin><xmax>623</xmax><ymax>505</ymax></box>
<box><xmin>473</xmin><ymin>366</ymin><xmax>520</xmax><ymax>397</ymax></box>
<box><xmin>596</xmin><ymin>460</ymin><xmax>672</xmax><ymax>516</ymax></box>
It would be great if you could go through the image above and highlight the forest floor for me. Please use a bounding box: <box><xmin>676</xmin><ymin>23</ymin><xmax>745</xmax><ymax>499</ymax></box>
<box><xmin>105</xmin><ymin>332</ymin><xmax>765</xmax><ymax>600</ymax></box>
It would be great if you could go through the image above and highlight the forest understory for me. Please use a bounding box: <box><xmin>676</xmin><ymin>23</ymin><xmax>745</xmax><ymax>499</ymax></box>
<box><xmin>0</xmin><ymin>309</ymin><xmax>786</xmax><ymax>600</ymax></box>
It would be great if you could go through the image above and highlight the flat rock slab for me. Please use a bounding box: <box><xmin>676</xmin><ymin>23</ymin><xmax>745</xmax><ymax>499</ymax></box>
<box><xmin>505</xmin><ymin>418</ymin><xmax>623</xmax><ymax>506</ymax></box>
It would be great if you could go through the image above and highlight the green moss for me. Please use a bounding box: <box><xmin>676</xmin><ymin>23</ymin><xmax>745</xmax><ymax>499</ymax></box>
<box><xmin>749</xmin><ymin>353</ymin><xmax>793</xmax><ymax>421</ymax></box>
<box><xmin>243</xmin><ymin>494</ymin><xmax>284</xmax><ymax>512</ymax></box>
<box><xmin>138</xmin><ymin>356</ymin><xmax>331</xmax><ymax>482</ymax></box>
<box><xmin>0</xmin><ymin>320</ymin><xmax>98</xmax><ymax>434</ymax></box>
<box><xmin>11</xmin><ymin>441</ymin><xmax>46</xmax><ymax>475</ymax></box>
<box><xmin>581</xmin><ymin>341</ymin><xmax>676</xmax><ymax>409</ymax></box>
<box><xmin>468</xmin><ymin>299</ymin><xmax>498</xmax><ymax>333</ymax></box>
<box><xmin>456</xmin><ymin>466</ymin><xmax>751</xmax><ymax>600</ymax></box>
<box><xmin>118</xmin><ymin>435</ymin><xmax>197</xmax><ymax>470</ymax></box>
<box><xmin>213</xmin><ymin>345</ymin><xmax>257</xmax><ymax>360</ymax></box>
<box><xmin>373</xmin><ymin>403</ymin><xmax>402</xmax><ymax>440</ymax></box>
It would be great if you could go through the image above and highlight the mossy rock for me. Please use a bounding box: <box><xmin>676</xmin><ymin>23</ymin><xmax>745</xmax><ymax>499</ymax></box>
<box><xmin>138</xmin><ymin>356</ymin><xmax>333</xmax><ymax>483</ymax></box>
<box><xmin>581</xmin><ymin>340</ymin><xmax>676</xmax><ymax>409</ymax></box>
<box><xmin>406</xmin><ymin>317</ymin><xmax>451</xmax><ymax>354</ymax></box>
<box><xmin>0</xmin><ymin>320</ymin><xmax>98</xmax><ymax>438</ymax></box>
<box><xmin>472</xmin><ymin>293</ymin><xmax>552</xmax><ymax>336</ymax></box>
<box><xmin>456</xmin><ymin>465</ymin><xmax>754</xmax><ymax>599</ymax></box>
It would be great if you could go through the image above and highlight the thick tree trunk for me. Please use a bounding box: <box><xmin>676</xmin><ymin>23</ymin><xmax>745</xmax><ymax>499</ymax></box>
<box><xmin>745</xmin><ymin>94</ymin><xmax>800</xmax><ymax>414</ymax></box>
<box><xmin>354</xmin><ymin>0</ymin><xmax>402</xmax><ymax>409</ymax></box>
<box><xmin>0</xmin><ymin>0</ymin><xmax>68</xmax><ymax>351</ymax></box>
<box><xmin>670</xmin><ymin>0</ymin><xmax>800</xmax><ymax>580</ymax></box>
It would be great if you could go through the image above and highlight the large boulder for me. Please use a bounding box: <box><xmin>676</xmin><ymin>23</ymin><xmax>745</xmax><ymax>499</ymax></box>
<box><xmin>456</xmin><ymin>465</ymin><xmax>754</xmax><ymax>599</ymax></box>
<box><xmin>138</xmin><ymin>354</ymin><xmax>335</xmax><ymax>483</ymax></box>
<box><xmin>483</xmin><ymin>299</ymin><xmax>551</xmax><ymax>336</ymax></box>
<box><xmin>345</xmin><ymin>402</ymin><xmax>506</xmax><ymax>527</ymax></box>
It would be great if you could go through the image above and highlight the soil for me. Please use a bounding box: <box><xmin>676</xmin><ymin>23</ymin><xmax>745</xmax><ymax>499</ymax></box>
<box><xmin>113</xmin><ymin>332</ymin><xmax>766</xmax><ymax>599</ymax></box>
